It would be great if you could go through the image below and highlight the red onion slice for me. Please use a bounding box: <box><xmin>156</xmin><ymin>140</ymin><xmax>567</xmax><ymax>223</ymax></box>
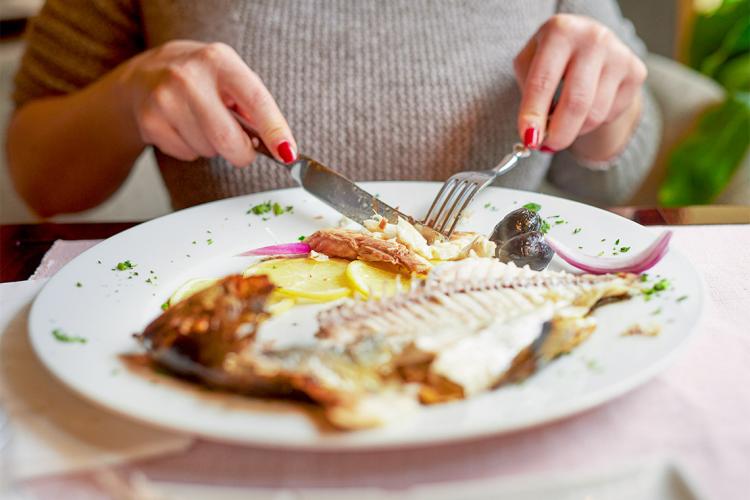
<box><xmin>545</xmin><ymin>231</ymin><xmax>672</xmax><ymax>274</ymax></box>
<box><xmin>237</xmin><ymin>242</ymin><xmax>311</xmax><ymax>256</ymax></box>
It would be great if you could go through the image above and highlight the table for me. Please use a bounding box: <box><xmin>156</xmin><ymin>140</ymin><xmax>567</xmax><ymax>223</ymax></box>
<box><xmin>2</xmin><ymin>213</ymin><xmax>749</xmax><ymax>499</ymax></box>
<box><xmin>0</xmin><ymin>222</ymin><xmax>136</xmax><ymax>283</ymax></box>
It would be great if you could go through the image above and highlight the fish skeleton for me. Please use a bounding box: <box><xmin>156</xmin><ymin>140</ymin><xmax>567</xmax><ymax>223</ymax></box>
<box><xmin>137</xmin><ymin>259</ymin><xmax>639</xmax><ymax>430</ymax></box>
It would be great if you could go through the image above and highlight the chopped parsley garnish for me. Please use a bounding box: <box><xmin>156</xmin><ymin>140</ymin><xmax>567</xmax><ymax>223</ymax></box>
<box><xmin>161</xmin><ymin>301</ymin><xmax>170</xmax><ymax>311</ymax></box>
<box><xmin>620</xmin><ymin>246</ymin><xmax>631</xmax><ymax>253</ymax></box>
<box><xmin>192</xmin><ymin>240</ymin><xmax>196</xmax><ymax>245</ymax></box>
<box><xmin>207</xmin><ymin>239</ymin><xmax>213</xmax><ymax>245</ymax></box>
<box><xmin>582</xmin><ymin>358</ymin><xmax>603</xmax><ymax>372</ymax></box>
<box><xmin>298</xmin><ymin>235</ymin><xmax>306</xmax><ymax>241</ymax></box>
<box><xmin>75</xmin><ymin>282</ymin><xmax>82</xmax><ymax>288</ymax></box>
<box><xmin>653</xmin><ymin>279</ymin><xmax>669</xmax><ymax>291</ymax></box>
<box><xmin>114</xmin><ymin>260</ymin><xmax>135</xmax><ymax>271</ymax></box>
<box><xmin>642</xmin><ymin>278</ymin><xmax>670</xmax><ymax>300</ymax></box>
<box><xmin>540</xmin><ymin>219</ymin><xmax>551</xmax><ymax>234</ymax></box>
<box><xmin>677</xmin><ymin>295</ymin><xmax>688</xmax><ymax>302</ymax></box>
<box><xmin>249</xmin><ymin>201</ymin><xmax>272</xmax><ymax>215</ymax></box>
<box><xmin>483</xmin><ymin>202</ymin><xmax>499</xmax><ymax>211</ymax></box>
<box><xmin>250</xmin><ymin>201</ymin><xmax>294</xmax><ymax>217</ymax></box>
<box><xmin>640</xmin><ymin>273</ymin><xmax>649</xmax><ymax>282</ymax></box>
<box><xmin>597</xmin><ymin>251</ymin><xmax>605</xmax><ymax>257</ymax></box>
<box><xmin>615</xmin><ymin>238</ymin><xmax>620</xmax><ymax>245</ymax></box>
<box><xmin>555</xmin><ymin>219</ymin><xmax>565</xmax><ymax>225</ymax></box>
<box><xmin>601</xmin><ymin>238</ymin><xmax>606</xmax><ymax>242</ymax></box>
<box><xmin>573</xmin><ymin>227</ymin><xmax>582</xmax><ymax>234</ymax></box>
<box><xmin>52</xmin><ymin>328</ymin><xmax>87</xmax><ymax>344</ymax></box>
<box><xmin>522</xmin><ymin>202</ymin><xmax>541</xmax><ymax>212</ymax></box>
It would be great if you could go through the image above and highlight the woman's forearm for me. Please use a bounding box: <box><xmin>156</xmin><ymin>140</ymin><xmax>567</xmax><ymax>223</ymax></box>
<box><xmin>569</xmin><ymin>91</ymin><xmax>643</xmax><ymax>163</ymax></box>
<box><xmin>7</xmin><ymin>70</ymin><xmax>146</xmax><ymax>217</ymax></box>
<box><xmin>7</xmin><ymin>41</ymin><xmax>298</xmax><ymax>218</ymax></box>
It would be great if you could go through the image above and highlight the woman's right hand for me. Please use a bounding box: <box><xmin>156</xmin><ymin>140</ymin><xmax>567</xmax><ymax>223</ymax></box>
<box><xmin>115</xmin><ymin>40</ymin><xmax>296</xmax><ymax>166</ymax></box>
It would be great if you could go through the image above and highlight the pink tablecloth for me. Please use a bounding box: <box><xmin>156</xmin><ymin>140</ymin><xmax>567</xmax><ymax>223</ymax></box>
<box><xmin>26</xmin><ymin>225</ymin><xmax>750</xmax><ymax>499</ymax></box>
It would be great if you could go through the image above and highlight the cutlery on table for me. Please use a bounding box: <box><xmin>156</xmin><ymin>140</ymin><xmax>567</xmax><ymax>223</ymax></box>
<box><xmin>231</xmin><ymin>111</ymin><xmax>445</xmax><ymax>243</ymax></box>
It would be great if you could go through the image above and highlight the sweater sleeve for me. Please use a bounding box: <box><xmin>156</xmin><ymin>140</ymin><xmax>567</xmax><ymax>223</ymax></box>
<box><xmin>13</xmin><ymin>0</ymin><xmax>144</xmax><ymax>108</ymax></box>
<box><xmin>546</xmin><ymin>0</ymin><xmax>663</xmax><ymax>205</ymax></box>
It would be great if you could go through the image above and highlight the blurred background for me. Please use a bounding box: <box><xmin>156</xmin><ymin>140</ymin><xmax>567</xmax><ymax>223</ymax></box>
<box><xmin>0</xmin><ymin>0</ymin><xmax>748</xmax><ymax>224</ymax></box>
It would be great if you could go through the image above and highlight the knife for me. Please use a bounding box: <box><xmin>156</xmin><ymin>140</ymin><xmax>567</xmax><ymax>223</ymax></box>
<box><xmin>231</xmin><ymin>111</ymin><xmax>445</xmax><ymax>242</ymax></box>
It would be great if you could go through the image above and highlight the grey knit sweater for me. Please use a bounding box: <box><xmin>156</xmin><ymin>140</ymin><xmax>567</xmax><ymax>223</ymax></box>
<box><xmin>14</xmin><ymin>0</ymin><xmax>661</xmax><ymax>209</ymax></box>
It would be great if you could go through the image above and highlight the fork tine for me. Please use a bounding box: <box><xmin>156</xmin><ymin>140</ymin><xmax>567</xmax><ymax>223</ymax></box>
<box><xmin>426</xmin><ymin>179</ymin><xmax>463</xmax><ymax>228</ymax></box>
<box><xmin>444</xmin><ymin>182</ymin><xmax>482</xmax><ymax>236</ymax></box>
<box><xmin>436</xmin><ymin>181</ymin><xmax>477</xmax><ymax>234</ymax></box>
<box><xmin>423</xmin><ymin>179</ymin><xmax>457</xmax><ymax>226</ymax></box>
<box><xmin>433</xmin><ymin>180</ymin><xmax>470</xmax><ymax>231</ymax></box>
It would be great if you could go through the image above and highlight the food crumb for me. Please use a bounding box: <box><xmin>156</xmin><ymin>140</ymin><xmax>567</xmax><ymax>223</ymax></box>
<box><xmin>622</xmin><ymin>324</ymin><xmax>661</xmax><ymax>337</ymax></box>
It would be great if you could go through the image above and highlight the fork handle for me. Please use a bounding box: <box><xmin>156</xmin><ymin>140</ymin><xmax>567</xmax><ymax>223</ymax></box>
<box><xmin>492</xmin><ymin>143</ymin><xmax>529</xmax><ymax>178</ymax></box>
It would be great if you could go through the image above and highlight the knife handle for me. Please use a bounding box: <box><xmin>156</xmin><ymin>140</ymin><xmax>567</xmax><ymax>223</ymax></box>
<box><xmin>229</xmin><ymin>109</ymin><xmax>280</xmax><ymax>164</ymax></box>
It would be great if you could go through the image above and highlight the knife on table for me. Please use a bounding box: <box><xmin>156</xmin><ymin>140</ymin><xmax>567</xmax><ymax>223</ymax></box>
<box><xmin>231</xmin><ymin>111</ymin><xmax>445</xmax><ymax>243</ymax></box>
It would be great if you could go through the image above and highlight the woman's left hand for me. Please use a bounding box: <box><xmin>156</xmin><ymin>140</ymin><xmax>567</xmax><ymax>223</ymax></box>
<box><xmin>514</xmin><ymin>14</ymin><xmax>647</xmax><ymax>158</ymax></box>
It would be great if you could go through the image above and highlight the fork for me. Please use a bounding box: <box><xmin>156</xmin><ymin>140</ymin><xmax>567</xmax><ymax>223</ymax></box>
<box><xmin>422</xmin><ymin>143</ymin><xmax>531</xmax><ymax>237</ymax></box>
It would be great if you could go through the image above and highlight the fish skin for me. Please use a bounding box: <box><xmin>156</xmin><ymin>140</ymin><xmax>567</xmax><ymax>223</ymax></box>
<box><xmin>306</xmin><ymin>228</ymin><xmax>432</xmax><ymax>274</ymax></box>
<box><xmin>136</xmin><ymin>275</ymin><xmax>273</xmax><ymax>372</ymax></box>
<box><xmin>138</xmin><ymin>260</ymin><xmax>639</xmax><ymax>430</ymax></box>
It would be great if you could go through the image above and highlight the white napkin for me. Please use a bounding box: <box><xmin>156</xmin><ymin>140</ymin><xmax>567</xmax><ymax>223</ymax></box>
<box><xmin>94</xmin><ymin>459</ymin><xmax>705</xmax><ymax>500</ymax></box>
<box><xmin>0</xmin><ymin>280</ymin><xmax>193</xmax><ymax>481</ymax></box>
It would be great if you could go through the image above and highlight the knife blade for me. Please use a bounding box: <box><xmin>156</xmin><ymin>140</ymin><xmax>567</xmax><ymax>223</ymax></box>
<box><xmin>289</xmin><ymin>156</ymin><xmax>444</xmax><ymax>242</ymax></box>
<box><xmin>231</xmin><ymin>110</ymin><xmax>445</xmax><ymax>242</ymax></box>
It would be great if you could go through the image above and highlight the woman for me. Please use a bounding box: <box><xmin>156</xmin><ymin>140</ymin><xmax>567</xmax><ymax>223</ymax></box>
<box><xmin>7</xmin><ymin>0</ymin><xmax>660</xmax><ymax>216</ymax></box>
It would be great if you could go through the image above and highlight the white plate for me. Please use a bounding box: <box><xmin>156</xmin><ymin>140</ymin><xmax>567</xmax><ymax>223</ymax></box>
<box><xmin>29</xmin><ymin>183</ymin><xmax>703</xmax><ymax>450</ymax></box>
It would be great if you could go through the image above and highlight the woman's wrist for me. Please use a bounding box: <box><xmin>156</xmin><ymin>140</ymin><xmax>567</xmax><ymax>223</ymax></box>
<box><xmin>568</xmin><ymin>90</ymin><xmax>643</xmax><ymax>164</ymax></box>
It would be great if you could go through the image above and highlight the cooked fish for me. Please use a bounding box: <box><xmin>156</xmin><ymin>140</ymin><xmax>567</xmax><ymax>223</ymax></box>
<box><xmin>307</xmin><ymin>216</ymin><xmax>496</xmax><ymax>275</ymax></box>
<box><xmin>306</xmin><ymin>228</ymin><xmax>432</xmax><ymax>274</ymax></box>
<box><xmin>318</xmin><ymin>258</ymin><xmax>637</xmax><ymax>403</ymax></box>
<box><xmin>137</xmin><ymin>260</ymin><xmax>639</xmax><ymax>430</ymax></box>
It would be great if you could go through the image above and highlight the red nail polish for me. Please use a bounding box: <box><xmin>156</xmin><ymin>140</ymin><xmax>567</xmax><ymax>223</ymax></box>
<box><xmin>277</xmin><ymin>141</ymin><xmax>295</xmax><ymax>164</ymax></box>
<box><xmin>540</xmin><ymin>146</ymin><xmax>556</xmax><ymax>153</ymax></box>
<box><xmin>524</xmin><ymin>127</ymin><xmax>540</xmax><ymax>149</ymax></box>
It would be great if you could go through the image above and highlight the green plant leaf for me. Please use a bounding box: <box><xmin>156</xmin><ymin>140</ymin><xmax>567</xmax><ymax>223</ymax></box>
<box><xmin>688</xmin><ymin>0</ymin><xmax>750</xmax><ymax>70</ymax></box>
<box><xmin>699</xmin><ymin>14</ymin><xmax>750</xmax><ymax>77</ymax></box>
<box><xmin>716</xmin><ymin>52</ymin><xmax>750</xmax><ymax>91</ymax></box>
<box><xmin>659</xmin><ymin>92</ymin><xmax>750</xmax><ymax>206</ymax></box>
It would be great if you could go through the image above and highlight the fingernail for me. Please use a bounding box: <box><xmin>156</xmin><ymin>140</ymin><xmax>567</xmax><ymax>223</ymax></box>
<box><xmin>277</xmin><ymin>141</ymin><xmax>295</xmax><ymax>164</ymax></box>
<box><xmin>540</xmin><ymin>146</ymin><xmax>556</xmax><ymax>153</ymax></box>
<box><xmin>523</xmin><ymin>127</ymin><xmax>540</xmax><ymax>149</ymax></box>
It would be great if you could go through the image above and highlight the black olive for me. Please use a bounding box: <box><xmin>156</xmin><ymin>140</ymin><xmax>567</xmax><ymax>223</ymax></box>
<box><xmin>490</xmin><ymin>208</ymin><xmax>542</xmax><ymax>245</ymax></box>
<box><xmin>496</xmin><ymin>231</ymin><xmax>554</xmax><ymax>271</ymax></box>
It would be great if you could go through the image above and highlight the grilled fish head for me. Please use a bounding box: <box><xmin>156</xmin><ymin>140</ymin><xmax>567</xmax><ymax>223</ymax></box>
<box><xmin>136</xmin><ymin>275</ymin><xmax>274</xmax><ymax>374</ymax></box>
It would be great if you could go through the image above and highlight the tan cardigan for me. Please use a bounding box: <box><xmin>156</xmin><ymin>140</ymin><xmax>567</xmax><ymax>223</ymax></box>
<box><xmin>14</xmin><ymin>0</ymin><xmax>661</xmax><ymax>209</ymax></box>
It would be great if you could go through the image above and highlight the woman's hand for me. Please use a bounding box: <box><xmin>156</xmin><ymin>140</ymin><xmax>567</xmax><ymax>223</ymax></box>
<box><xmin>514</xmin><ymin>14</ymin><xmax>647</xmax><ymax>160</ymax></box>
<box><xmin>116</xmin><ymin>40</ymin><xmax>296</xmax><ymax>166</ymax></box>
